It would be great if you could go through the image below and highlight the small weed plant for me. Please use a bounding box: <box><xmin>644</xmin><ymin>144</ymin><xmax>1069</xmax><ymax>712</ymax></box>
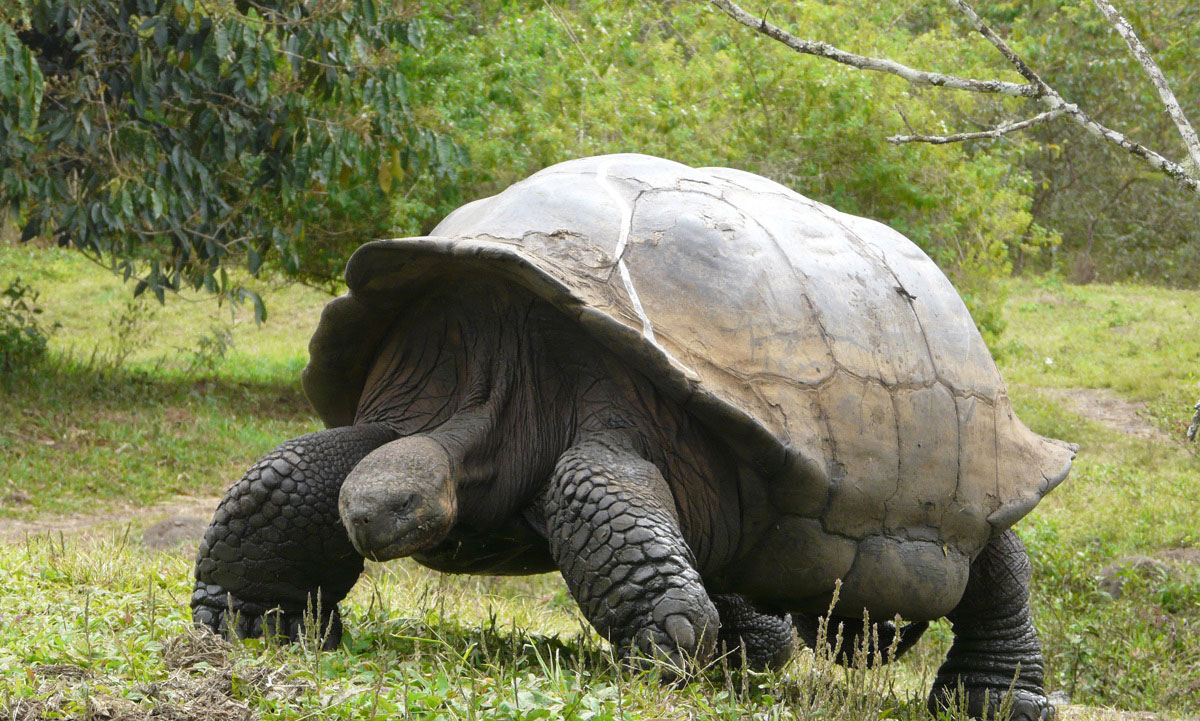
<box><xmin>0</xmin><ymin>277</ymin><xmax>57</xmax><ymax>380</ymax></box>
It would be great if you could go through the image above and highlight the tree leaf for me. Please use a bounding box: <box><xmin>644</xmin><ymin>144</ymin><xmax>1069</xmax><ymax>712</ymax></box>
<box><xmin>0</xmin><ymin>49</ymin><xmax>13</xmax><ymax>97</ymax></box>
<box><xmin>214</xmin><ymin>22</ymin><xmax>229</xmax><ymax>60</ymax></box>
<box><xmin>377</xmin><ymin>155</ymin><xmax>392</xmax><ymax>193</ymax></box>
<box><xmin>236</xmin><ymin>287</ymin><xmax>266</xmax><ymax>324</ymax></box>
<box><xmin>19</xmin><ymin>217</ymin><xmax>40</xmax><ymax>242</ymax></box>
<box><xmin>406</xmin><ymin>20</ymin><xmax>425</xmax><ymax>50</ymax></box>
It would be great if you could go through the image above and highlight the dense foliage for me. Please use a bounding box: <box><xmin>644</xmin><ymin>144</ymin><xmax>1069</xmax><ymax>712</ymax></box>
<box><xmin>0</xmin><ymin>277</ymin><xmax>55</xmax><ymax>377</ymax></box>
<box><xmin>3</xmin><ymin>0</ymin><xmax>1196</xmax><ymax>329</ymax></box>
<box><xmin>396</xmin><ymin>0</ymin><xmax>1060</xmax><ymax>343</ymax></box>
<box><xmin>983</xmin><ymin>0</ymin><xmax>1200</xmax><ymax>285</ymax></box>
<box><xmin>0</xmin><ymin>0</ymin><xmax>465</xmax><ymax>316</ymax></box>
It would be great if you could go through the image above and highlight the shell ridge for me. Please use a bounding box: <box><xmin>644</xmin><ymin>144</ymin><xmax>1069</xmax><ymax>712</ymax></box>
<box><xmin>696</xmin><ymin>166</ymin><xmax>809</xmax><ymax>203</ymax></box>
<box><xmin>692</xmin><ymin>183</ymin><xmax>841</xmax><ymax>366</ymax></box>
<box><xmin>727</xmin><ymin>363</ymin><xmax>1002</xmax><ymax>408</ymax></box>
<box><xmin>804</xmin><ymin>202</ymin><xmax>942</xmax><ymax>385</ymax></box>
<box><xmin>992</xmin><ymin>402</ymin><xmax>1002</xmax><ymax>516</ymax></box>
<box><xmin>672</xmin><ymin>178</ymin><xmax>951</xmax><ymax>399</ymax></box>
<box><xmin>679</xmin><ymin>181</ymin><xmax>848</xmax><ymax>498</ymax></box>
<box><xmin>595</xmin><ymin>159</ymin><xmax>698</xmax><ymax>378</ymax></box>
<box><xmin>943</xmin><ymin>388</ymin><xmax>966</xmax><ymax>545</ymax></box>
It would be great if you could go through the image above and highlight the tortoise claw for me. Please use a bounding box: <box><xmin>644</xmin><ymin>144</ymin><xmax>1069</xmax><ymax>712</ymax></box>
<box><xmin>927</xmin><ymin>685</ymin><xmax>1053</xmax><ymax>721</ymax></box>
<box><xmin>191</xmin><ymin>582</ymin><xmax>343</xmax><ymax>650</ymax></box>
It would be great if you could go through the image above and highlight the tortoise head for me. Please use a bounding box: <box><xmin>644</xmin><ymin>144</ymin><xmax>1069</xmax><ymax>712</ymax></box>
<box><xmin>339</xmin><ymin>435</ymin><xmax>457</xmax><ymax>561</ymax></box>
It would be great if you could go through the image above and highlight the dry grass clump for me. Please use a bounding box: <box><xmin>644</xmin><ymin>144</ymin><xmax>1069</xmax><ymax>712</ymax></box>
<box><xmin>4</xmin><ymin>628</ymin><xmax>307</xmax><ymax>721</ymax></box>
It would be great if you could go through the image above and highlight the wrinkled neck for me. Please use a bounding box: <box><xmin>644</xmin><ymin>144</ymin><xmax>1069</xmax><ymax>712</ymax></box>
<box><xmin>352</xmin><ymin>280</ymin><xmax>741</xmax><ymax>566</ymax></box>
<box><xmin>354</xmin><ymin>283</ymin><xmax>574</xmax><ymax>527</ymax></box>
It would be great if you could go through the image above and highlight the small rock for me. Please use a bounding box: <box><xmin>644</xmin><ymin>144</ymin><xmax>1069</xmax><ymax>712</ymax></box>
<box><xmin>3</xmin><ymin>489</ymin><xmax>31</xmax><ymax>506</ymax></box>
<box><xmin>142</xmin><ymin>515</ymin><xmax>209</xmax><ymax>551</ymax></box>
<box><xmin>1157</xmin><ymin>547</ymin><xmax>1200</xmax><ymax>566</ymax></box>
<box><xmin>1097</xmin><ymin>555</ymin><xmax>1169</xmax><ymax>599</ymax></box>
<box><xmin>1048</xmin><ymin>690</ymin><xmax>1071</xmax><ymax>707</ymax></box>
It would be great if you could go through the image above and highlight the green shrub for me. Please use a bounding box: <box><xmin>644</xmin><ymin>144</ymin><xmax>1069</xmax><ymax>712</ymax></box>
<box><xmin>0</xmin><ymin>0</ymin><xmax>466</xmax><ymax>313</ymax></box>
<box><xmin>400</xmin><ymin>0</ymin><xmax>1055</xmax><ymax>348</ymax></box>
<box><xmin>0</xmin><ymin>277</ymin><xmax>56</xmax><ymax>377</ymax></box>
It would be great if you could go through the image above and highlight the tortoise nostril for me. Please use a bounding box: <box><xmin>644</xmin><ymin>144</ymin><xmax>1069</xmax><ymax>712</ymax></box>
<box><xmin>394</xmin><ymin>493</ymin><xmax>416</xmax><ymax>513</ymax></box>
<box><xmin>350</xmin><ymin>511</ymin><xmax>371</xmax><ymax>527</ymax></box>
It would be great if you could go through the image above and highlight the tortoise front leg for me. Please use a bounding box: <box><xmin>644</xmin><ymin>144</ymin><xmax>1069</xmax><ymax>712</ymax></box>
<box><xmin>192</xmin><ymin>423</ymin><xmax>396</xmax><ymax>648</ymax></box>
<box><xmin>545</xmin><ymin>433</ymin><xmax>718</xmax><ymax>672</ymax></box>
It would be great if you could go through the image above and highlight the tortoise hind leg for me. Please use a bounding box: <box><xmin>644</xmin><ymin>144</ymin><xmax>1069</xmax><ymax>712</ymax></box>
<box><xmin>710</xmin><ymin>594</ymin><xmax>796</xmax><ymax>671</ymax></box>
<box><xmin>928</xmin><ymin>529</ymin><xmax>1051</xmax><ymax>721</ymax></box>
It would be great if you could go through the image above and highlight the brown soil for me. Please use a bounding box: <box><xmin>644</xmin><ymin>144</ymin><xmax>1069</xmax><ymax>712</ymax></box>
<box><xmin>1041</xmin><ymin>387</ymin><xmax>1170</xmax><ymax>442</ymax></box>
<box><xmin>1060</xmin><ymin>705</ymin><xmax>1193</xmax><ymax>721</ymax></box>
<box><xmin>0</xmin><ymin>495</ymin><xmax>221</xmax><ymax>545</ymax></box>
<box><xmin>3</xmin><ymin>628</ymin><xmax>306</xmax><ymax>721</ymax></box>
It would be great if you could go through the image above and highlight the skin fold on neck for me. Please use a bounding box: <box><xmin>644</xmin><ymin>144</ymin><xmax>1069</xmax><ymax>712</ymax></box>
<box><xmin>352</xmin><ymin>279</ymin><xmax>745</xmax><ymax>572</ymax></box>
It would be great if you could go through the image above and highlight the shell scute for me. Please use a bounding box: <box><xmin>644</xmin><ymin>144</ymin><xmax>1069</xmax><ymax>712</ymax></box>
<box><xmin>819</xmin><ymin>374</ymin><xmax>899</xmax><ymax>540</ymax></box>
<box><xmin>887</xmin><ymin>385</ymin><xmax>960</xmax><ymax>536</ymax></box>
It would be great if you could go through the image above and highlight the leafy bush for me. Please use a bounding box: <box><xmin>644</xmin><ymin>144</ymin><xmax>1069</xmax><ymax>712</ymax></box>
<box><xmin>0</xmin><ymin>277</ymin><xmax>56</xmax><ymax>376</ymax></box>
<box><xmin>0</xmin><ymin>0</ymin><xmax>467</xmax><ymax>316</ymax></box>
<box><xmin>402</xmin><ymin>0</ymin><xmax>1055</xmax><ymax>345</ymax></box>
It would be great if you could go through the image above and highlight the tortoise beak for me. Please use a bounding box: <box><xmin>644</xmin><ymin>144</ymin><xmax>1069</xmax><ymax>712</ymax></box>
<box><xmin>342</xmin><ymin>491</ymin><xmax>450</xmax><ymax>561</ymax></box>
<box><xmin>338</xmin><ymin>435</ymin><xmax>457</xmax><ymax>561</ymax></box>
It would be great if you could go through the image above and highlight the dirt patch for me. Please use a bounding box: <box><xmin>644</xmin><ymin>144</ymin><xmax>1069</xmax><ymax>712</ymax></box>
<box><xmin>3</xmin><ymin>628</ymin><xmax>306</xmax><ymax>721</ymax></box>
<box><xmin>0</xmin><ymin>494</ymin><xmax>221</xmax><ymax>545</ymax></box>
<box><xmin>143</xmin><ymin>514</ymin><xmax>213</xmax><ymax>550</ymax></box>
<box><xmin>1060</xmin><ymin>705</ymin><xmax>1189</xmax><ymax>721</ymax></box>
<box><xmin>1158</xmin><ymin>547</ymin><xmax>1200</xmax><ymax>565</ymax></box>
<box><xmin>1098</xmin><ymin>547</ymin><xmax>1200</xmax><ymax>599</ymax></box>
<box><xmin>164</xmin><ymin>406</ymin><xmax>198</xmax><ymax>426</ymax></box>
<box><xmin>1041</xmin><ymin>387</ymin><xmax>1170</xmax><ymax>442</ymax></box>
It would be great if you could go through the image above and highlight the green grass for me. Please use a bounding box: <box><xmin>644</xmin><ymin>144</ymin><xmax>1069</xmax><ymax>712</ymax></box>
<box><xmin>0</xmin><ymin>245</ymin><xmax>330</xmax><ymax>517</ymax></box>
<box><xmin>993</xmin><ymin>278</ymin><xmax>1200</xmax><ymax>714</ymax></box>
<box><xmin>999</xmin><ymin>275</ymin><xmax>1200</xmax><ymax>436</ymax></box>
<box><xmin>0</xmin><ymin>537</ymin><xmax>943</xmax><ymax>721</ymax></box>
<box><xmin>2</xmin><ymin>249</ymin><xmax>1199</xmax><ymax>720</ymax></box>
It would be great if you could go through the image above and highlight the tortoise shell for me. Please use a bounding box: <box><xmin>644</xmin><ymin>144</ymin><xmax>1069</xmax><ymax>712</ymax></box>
<box><xmin>304</xmin><ymin>154</ymin><xmax>1074</xmax><ymax>615</ymax></box>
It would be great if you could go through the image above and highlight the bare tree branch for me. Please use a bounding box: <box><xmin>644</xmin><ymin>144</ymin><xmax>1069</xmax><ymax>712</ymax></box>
<box><xmin>1091</xmin><ymin>0</ymin><xmax>1200</xmax><ymax>170</ymax></box>
<box><xmin>1048</xmin><ymin>98</ymin><xmax>1200</xmax><ymax>192</ymax></box>
<box><xmin>889</xmin><ymin>108</ymin><xmax>1066</xmax><ymax>145</ymax></box>
<box><xmin>948</xmin><ymin>0</ymin><xmax>1199</xmax><ymax>193</ymax></box>
<box><xmin>947</xmin><ymin>0</ymin><xmax>1052</xmax><ymax>92</ymax></box>
<box><xmin>707</xmin><ymin>0</ymin><xmax>1039</xmax><ymax>98</ymax></box>
<box><xmin>707</xmin><ymin>0</ymin><xmax>1200</xmax><ymax>194</ymax></box>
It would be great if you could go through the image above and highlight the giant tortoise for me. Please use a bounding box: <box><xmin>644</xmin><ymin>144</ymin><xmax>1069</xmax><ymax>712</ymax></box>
<box><xmin>193</xmin><ymin>154</ymin><xmax>1075</xmax><ymax>719</ymax></box>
